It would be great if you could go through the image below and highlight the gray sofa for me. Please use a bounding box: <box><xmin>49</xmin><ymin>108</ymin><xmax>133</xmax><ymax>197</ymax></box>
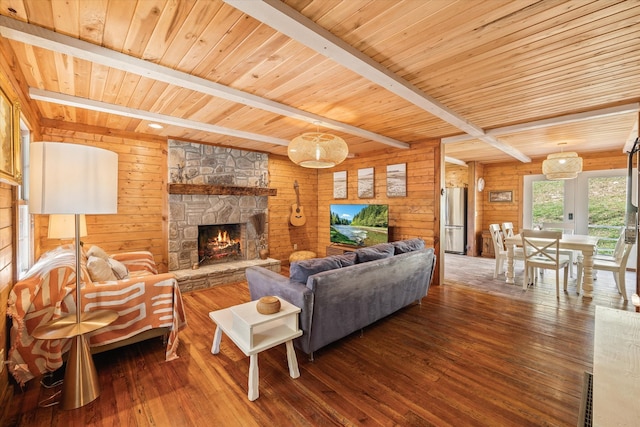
<box><xmin>245</xmin><ymin>239</ymin><xmax>436</xmax><ymax>358</ymax></box>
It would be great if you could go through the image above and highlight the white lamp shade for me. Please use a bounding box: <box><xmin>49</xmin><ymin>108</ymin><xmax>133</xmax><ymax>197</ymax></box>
<box><xmin>48</xmin><ymin>214</ymin><xmax>88</xmax><ymax>239</ymax></box>
<box><xmin>29</xmin><ymin>142</ymin><xmax>118</xmax><ymax>214</ymax></box>
<box><xmin>542</xmin><ymin>151</ymin><xmax>583</xmax><ymax>180</ymax></box>
<box><xmin>288</xmin><ymin>132</ymin><xmax>349</xmax><ymax>168</ymax></box>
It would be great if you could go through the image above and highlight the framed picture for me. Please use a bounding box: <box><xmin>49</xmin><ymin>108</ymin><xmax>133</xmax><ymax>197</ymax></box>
<box><xmin>0</xmin><ymin>78</ymin><xmax>21</xmax><ymax>185</ymax></box>
<box><xmin>333</xmin><ymin>171</ymin><xmax>347</xmax><ymax>199</ymax></box>
<box><xmin>386</xmin><ymin>163</ymin><xmax>406</xmax><ymax>197</ymax></box>
<box><xmin>489</xmin><ymin>190</ymin><xmax>513</xmax><ymax>203</ymax></box>
<box><xmin>358</xmin><ymin>167</ymin><xmax>374</xmax><ymax>198</ymax></box>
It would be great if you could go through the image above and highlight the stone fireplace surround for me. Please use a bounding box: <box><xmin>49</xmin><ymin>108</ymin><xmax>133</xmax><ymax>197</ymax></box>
<box><xmin>168</xmin><ymin>141</ymin><xmax>280</xmax><ymax>291</ymax></box>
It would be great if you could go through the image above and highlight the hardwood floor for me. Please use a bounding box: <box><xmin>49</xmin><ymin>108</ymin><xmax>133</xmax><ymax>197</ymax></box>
<box><xmin>6</xmin><ymin>255</ymin><xmax>637</xmax><ymax>426</ymax></box>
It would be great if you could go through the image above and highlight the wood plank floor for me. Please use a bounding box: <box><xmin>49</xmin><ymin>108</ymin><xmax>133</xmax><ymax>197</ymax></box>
<box><xmin>6</xmin><ymin>254</ymin><xmax>637</xmax><ymax>426</ymax></box>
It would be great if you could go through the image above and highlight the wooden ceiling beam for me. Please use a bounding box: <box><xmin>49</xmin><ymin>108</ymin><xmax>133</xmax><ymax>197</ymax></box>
<box><xmin>223</xmin><ymin>0</ymin><xmax>531</xmax><ymax>163</ymax></box>
<box><xmin>443</xmin><ymin>103</ymin><xmax>640</xmax><ymax>144</ymax></box>
<box><xmin>0</xmin><ymin>15</ymin><xmax>409</xmax><ymax>150</ymax></box>
<box><xmin>29</xmin><ymin>87</ymin><xmax>291</xmax><ymax>146</ymax></box>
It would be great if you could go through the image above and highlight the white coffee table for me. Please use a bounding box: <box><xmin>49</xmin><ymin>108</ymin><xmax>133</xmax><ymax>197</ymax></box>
<box><xmin>209</xmin><ymin>297</ymin><xmax>303</xmax><ymax>401</ymax></box>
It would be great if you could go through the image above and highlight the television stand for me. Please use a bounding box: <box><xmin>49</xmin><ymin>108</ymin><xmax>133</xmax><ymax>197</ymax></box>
<box><xmin>326</xmin><ymin>244</ymin><xmax>358</xmax><ymax>256</ymax></box>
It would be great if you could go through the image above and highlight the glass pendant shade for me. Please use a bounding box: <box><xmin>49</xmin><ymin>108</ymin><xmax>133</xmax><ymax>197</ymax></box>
<box><xmin>288</xmin><ymin>132</ymin><xmax>348</xmax><ymax>168</ymax></box>
<box><xmin>542</xmin><ymin>151</ymin><xmax>583</xmax><ymax>180</ymax></box>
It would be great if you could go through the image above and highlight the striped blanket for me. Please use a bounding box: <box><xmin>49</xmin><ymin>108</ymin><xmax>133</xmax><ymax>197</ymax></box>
<box><xmin>7</xmin><ymin>246</ymin><xmax>187</xmax><ymax>385</ymax></box>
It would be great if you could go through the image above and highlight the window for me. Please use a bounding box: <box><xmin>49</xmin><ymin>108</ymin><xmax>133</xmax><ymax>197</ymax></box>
<box><xmin>524</xmin><ymin>168</ymin><xmax>635</xmax><ymax>267</ymax></box>
<box><xmin>16</xmin><ymin>124</ymin><xmax>32</xmax><ymax>278</ymax></box>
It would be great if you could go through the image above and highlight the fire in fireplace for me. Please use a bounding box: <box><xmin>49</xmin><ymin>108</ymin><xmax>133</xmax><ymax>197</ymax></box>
<box><xmin>198</xmin><ymin>223</ymin><xmax>244</xmax><ymax>266</ymax></box>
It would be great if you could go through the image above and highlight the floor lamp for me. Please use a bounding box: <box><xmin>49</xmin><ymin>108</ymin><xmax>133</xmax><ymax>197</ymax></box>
<box><xmin>29</xmin><ymin>142</ymin><xmax>119</xmax><ymax>410</ymax></box>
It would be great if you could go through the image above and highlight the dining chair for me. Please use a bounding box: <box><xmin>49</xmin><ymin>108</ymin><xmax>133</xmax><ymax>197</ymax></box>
<box><xmin>577</xmin><ymin>228</ymin><xmax>633</xmax><ymax>301</ymax></box>
<box><xmin>541</xmin><ymin>222</ymin><xmax>576</xmax><ymax>278</ymax></box>
<box><xmin>521</xmin><ymin>229</ymin><xmax>571</xmax><ymax>298</ymax></box>
<box><xmin>489</xmin><ymin>224</ymin><xmax>527</xmax><ymax>279</ymax></box>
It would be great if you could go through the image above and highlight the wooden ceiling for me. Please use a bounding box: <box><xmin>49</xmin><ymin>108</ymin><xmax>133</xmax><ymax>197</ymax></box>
<box><xmin>0</xmin><ymin>0</ymin><xmax>638</xmax><ymax>165</ymax></box>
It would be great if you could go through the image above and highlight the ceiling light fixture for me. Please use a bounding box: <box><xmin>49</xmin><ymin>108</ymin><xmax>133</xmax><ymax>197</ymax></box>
<box><xmin>148</xmin><ymin>123</ymin><xmax>163</xmax><ymax>129</ymax></box>
<box><xmin>287</xmin><ymin>126</ymin><xmax>348</xmax><ymax>168</ymax></box>
<box><xmin>542</xmin><ymin>143</ymin><xmax>583</xmax><ymax>180</ymax></box>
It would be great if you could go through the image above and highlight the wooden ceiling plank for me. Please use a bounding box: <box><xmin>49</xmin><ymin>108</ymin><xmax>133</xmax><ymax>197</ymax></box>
<box><xmin>141</xmin><ymin>0</ymin><xmax>196</xmax><ymax>63</ymax></box>
<box><xmin>23</xmin><ymin>0</ymin><xmax>54</xmax><ymax>27</ymax></box>
<box><xmin>78</xmin><ymin>0</ymin><xmax>107</xmax><ymax>45</ymax></box>
<box><xmin>432</xmin><ymin>16</ymin><xmax>640</xmax><ymax>98</ymax></box>
<box><xmin>224</xmin><ymin>0</ymin><xmax>530</xmax><ymax>162</ymax></box>
<box><xmin>421</xmin><ymin>4</ymin><xmax>640</xmax><ymax>100</ymax></box>
<box><xmin>159</xmin><ymin>0</ymin><xmax>225</xmax><ymax>69</ymax></box>
<box><xmin>122</xmin><ymin>0</ymin><xmax>167</xmax><ymax>59</ymax></box>
<box><xmin>50</xmin><ymin>0</ymin><xmax>79</xmax><ymax>37</ymax></box>
<box><xmin>0</xmin><ymin>14</ymin><xmax>409</xmax><ymax>148</ymax></box>
<box><xmin>102</xmin><ymin>0</ymin><xmax>137</xmax><ymax>51</ymax></box>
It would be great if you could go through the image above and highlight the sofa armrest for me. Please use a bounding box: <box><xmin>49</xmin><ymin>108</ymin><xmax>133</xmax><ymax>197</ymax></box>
<box><xmin>111</xmin><ymin>251</ymin><xmax>159</xmax><ymax>275</ymax></box>
<box><xmin>245</xmin><ymin>266</ymin><xmax>314</xmax><ymax>353</ymax></box>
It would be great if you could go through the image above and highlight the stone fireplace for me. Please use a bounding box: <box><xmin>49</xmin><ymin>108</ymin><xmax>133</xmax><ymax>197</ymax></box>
<box><xmin>197</xmin><ymin>223</ymin><xmax>246</xmax><ymax>266</ymax></box>
<box><xmin>168</xmin><ymin>141</ymin><xmax>270</xmax><ymax>271</ymax></box>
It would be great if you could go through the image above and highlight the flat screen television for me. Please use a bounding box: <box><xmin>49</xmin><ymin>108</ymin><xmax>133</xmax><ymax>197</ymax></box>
<box><xmin>330</xmin><ymin>204</ymin><xmax>389</xmax><ymax>247</ymax></box>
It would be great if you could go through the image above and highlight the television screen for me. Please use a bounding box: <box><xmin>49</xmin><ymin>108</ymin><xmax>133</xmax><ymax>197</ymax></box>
<box><xmin>330</xmin><ymin>204</ymin><xmax>389</xmax><ymax>247</ymax></box>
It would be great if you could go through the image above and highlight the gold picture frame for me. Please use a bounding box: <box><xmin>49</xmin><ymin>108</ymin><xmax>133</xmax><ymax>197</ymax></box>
<box><xmin>0</xmin><ymin>76</ymin><xmax>21</xmax><ymax>185</ymax></box>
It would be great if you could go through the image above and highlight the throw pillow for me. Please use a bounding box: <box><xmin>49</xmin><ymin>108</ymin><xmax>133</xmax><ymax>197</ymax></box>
<box><xmin>87</xmin><ymin>256</ymin><xmax>117</xmax><ymax>282</ymax></box>
<box><xmin>290</xmin><ymin>256</ymin><xmax>342</xmax><ymax>284</ymax></box>
<box><xmin>355</xmin><ymin>243</ymin><xmax>395</xmax><ymax>263</ymax></box>
<box><xmin>392</xmin><ymin>238</ymin><xmax>425</xmax><ymax>254</ymax></box>
<box><xmin>108</xmin><ymin>257</ymin><xmax>130</xmax><ymax>280</ymax></box>
<box><xmin>87</xmin><ymin>245</ymin><xmax>110</xmax><ymax>261</ymax></box>
<box><xmin>331</xmin><ymin>252</ymin><xmax>357</xmax><ymax>267</ymax></box>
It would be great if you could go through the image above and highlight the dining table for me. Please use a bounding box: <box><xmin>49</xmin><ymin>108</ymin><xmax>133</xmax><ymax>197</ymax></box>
<box><xmin>504</xmin><ymin>233</ymin><xmax>600</xmax><ymax>298</ymax></box>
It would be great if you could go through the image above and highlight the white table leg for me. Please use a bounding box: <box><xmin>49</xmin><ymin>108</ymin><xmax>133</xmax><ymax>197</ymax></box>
<box><xmin>285</xmin><ymin>340</ymin><xmax>300</xmax><ymax>379</ymax></box>
<box><xmin>211</xmin><ymin>326</ymin><xmax>222</xmax><ymax>354</ymax></box>
<box><xmin>581</xmin><ymin>249</ymin><xmax>595</xmax><ymax>299</ymax></box>
<box><xmin>248</xmin><ymin>354</ymin><xmax>259</xmax><ymax>401</ymax></box>
<box><xmin>506</xmin><ymin>244</ymin><xmax>515</xmax><ymax>284</ymax></box>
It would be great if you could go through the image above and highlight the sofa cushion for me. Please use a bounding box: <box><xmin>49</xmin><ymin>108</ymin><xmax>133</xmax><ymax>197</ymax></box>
<box><xmin>87</xmin><ymin>245</ymin><xmax>110</xmax><ymax>261</ymax></box>
<box><xmin>355</xmin><ymin>243</ymin><xmax>395</xmax><ymax>263</ymax></box>
<box><xmin>108</xmin><ymin>258</ymin><xmax>130</xmax><ymax>280</ymax></box>
<box><xmin>331</xmin><ymin>252</ymin><xmax>357</xmax><ymax>267</ymax></box>
<box><xmin>87</xmin><ymin>256</ymin><xmax>117</xmax><ymax>282</ymax></box>
<box><xmin>290</xmin><ymin>256</ymin><xmax>343</xmax><ymax>284</ymax></box>
<box><xmin>392</xmin><ymin>238</ymin><xmax>425</xmax><ymax>254</ymax></box>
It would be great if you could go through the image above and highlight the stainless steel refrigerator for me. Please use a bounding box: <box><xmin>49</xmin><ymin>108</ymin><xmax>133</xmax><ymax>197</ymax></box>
<box><xmin>444</xmin><ymin>187</ymin><xmax>467</xmax><ymax>254</ymax></box>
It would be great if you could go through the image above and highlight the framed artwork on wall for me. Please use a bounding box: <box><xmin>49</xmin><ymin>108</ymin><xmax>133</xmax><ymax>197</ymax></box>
<box><xmin>386</xmin><ymin>163</ymin><xmax>406</xmax><ymax>197</ymax></box>
<box><xmin>489</xmin><ymin>190</ymin><xmax>513</xmax><ymax>203</ymax></box>
<box><xmin>358</xmin><ymin>167</ymin><xmax>374</xmax><ymax>198</ymax></box>
<box><xmin>333</xmin><ymin>171</ymin><xmax>347</xmax><ymax>199</ymax></box>
<box><xmin>0</xmin><ymin>78</ymin><xmax>21</xmax><ymax>185</ymax></box>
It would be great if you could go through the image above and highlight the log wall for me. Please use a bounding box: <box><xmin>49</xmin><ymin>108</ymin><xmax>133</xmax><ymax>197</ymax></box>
<box><xmin>267</xmin><ymin>156</ymin><xmax>319</xmax><ymax>263</ymax></box>
<box><xmin>317</xmin><ymin>141</ymin><xmax>441</xmax><ymax>257</ymax></box>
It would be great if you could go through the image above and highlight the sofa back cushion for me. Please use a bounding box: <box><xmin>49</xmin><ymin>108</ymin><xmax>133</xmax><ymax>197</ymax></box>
<box><xmin>290</xmin><ymin>256</ymin><xmax>343</xmax><ymax>284</ymax></box>
<box><xmin>355</xmin><ymin>243</ymin><xmax>394</xmax><ymax>263</ymax></box>
<box><xmin>392</xmin><ymin>238</ymin><xmax>425</xmax><ymax>254</ymax></box>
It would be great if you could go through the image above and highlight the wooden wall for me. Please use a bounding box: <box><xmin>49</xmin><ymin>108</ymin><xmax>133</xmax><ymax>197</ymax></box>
<box><xmin>35</xmin><ymin>123</ymin><xmax>169</xmax><ymax>272</ymax></box>
<box><xmin>267</xmin><ymin>156</ymin><xmax>318</xmax><ymax>263</ymax></box>
<box><xmin>0</xmin><ymin>183</ymin><xmax>15</xmax><ymax>422</ymax></box>
<box><xmin>481</xmin><ymin>149</ymin><xmax>628</xmax><ymax>234</ymax></box>
<box><xmin>317</xmin><ymin>140</ymin><xmax>441</xmax><ymax>260</ymax></box>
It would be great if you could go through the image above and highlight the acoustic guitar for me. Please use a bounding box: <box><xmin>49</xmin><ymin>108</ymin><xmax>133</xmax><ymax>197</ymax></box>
<box><xmin>290</xmin><ymin>180</ymin><xmax>306</xmax><ymax>226</ymax></box>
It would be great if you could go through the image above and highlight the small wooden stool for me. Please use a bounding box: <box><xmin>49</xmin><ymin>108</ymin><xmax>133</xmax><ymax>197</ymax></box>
<box><xmin>289</xmin><ymin>250</ymin><xmax>317</xmax><ymax>263</ymax></box>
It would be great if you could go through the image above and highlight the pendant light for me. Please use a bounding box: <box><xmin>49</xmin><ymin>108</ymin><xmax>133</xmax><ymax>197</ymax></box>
<box><xmin>288</xmin><ymin>124</ymin><xmax>348</xmax><ymax>168</ymax></box>
<box><xmin>542</xmin><ymin>143</ymin><xmax>583</xmax><ymax>180</ymax></box>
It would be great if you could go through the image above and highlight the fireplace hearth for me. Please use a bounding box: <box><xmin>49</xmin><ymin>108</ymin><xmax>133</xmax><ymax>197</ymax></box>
<box><xmin>198</xmin><ymin>223</ymin><xmax>246</xmax><ymax>266</ymax></box>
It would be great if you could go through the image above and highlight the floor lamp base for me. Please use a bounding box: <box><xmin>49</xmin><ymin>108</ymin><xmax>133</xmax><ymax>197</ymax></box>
<box><xmin>62</xmin><ymin>334</ymin><xmax>100</xmax><ymax>410</ymax></box>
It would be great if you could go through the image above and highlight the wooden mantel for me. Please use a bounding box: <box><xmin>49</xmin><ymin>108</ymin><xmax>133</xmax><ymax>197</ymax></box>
<box><xmin>168</xmin><ymin>184</ymin><xmax>277</xmax><ymax>196</ymax></box>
